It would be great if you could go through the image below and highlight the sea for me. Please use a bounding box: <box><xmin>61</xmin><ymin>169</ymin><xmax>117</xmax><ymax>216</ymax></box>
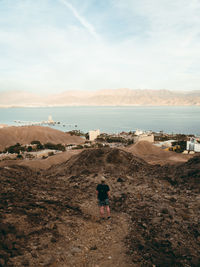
<box><xmin>0</xmin><ymin>106</ymin><xmax>200</xmax><ymax>135</ymax></box>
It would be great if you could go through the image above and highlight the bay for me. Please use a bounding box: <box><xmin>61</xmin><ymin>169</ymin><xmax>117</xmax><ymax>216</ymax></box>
<box><xmin>0</xmin><ymin>106</ymin><xmax>199</xmax><ymax>135</ymax></box>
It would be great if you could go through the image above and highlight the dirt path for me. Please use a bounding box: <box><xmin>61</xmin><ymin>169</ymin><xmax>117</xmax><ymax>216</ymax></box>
<box><xmin>48</xmin><ymin>201</ymin><xmax>134</xmax><ymax>267</ymax></box>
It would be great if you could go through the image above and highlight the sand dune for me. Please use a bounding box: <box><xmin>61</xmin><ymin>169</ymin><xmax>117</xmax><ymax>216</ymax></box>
<box><xmin>125</xmin><ymin>140</ymin><xmax>191</xmax><ymax>165</ymax></box>
<box><xmin>0</xmin><ymin>126</ymin><xmax>84</xmax><ymax>151</ymax></box>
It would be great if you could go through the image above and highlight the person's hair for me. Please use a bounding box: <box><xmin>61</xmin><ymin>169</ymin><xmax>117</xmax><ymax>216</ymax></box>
<box><xmin>101</xmin><ymin>176</ymin><xmax>106</xmax><ymax>183</ymax></box>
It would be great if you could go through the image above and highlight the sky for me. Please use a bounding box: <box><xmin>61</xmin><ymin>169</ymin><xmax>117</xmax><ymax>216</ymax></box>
<box><xmin>0</xmin><ymin>0</ymin><xmax>200</xmax><ymax>94</ymax></box>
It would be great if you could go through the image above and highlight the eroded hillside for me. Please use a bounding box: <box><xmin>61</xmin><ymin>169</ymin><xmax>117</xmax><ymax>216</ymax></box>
<box><xmin>0</xmin><ymin>148</ymin><xmax>199</xmax><ymax>266</ymax></box>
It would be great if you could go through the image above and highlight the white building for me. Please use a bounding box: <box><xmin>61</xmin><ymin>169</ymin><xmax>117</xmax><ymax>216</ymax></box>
<box><xmin>89</xmin><ymin>129</ymin><xmax>100</xmax><ymax>141</ymax></box>
<box><xmin>135</xmin><ymin>129</ymin><xmax>144</xmax><ymax>136</ymax></box>
<box><xmin>187</xmin><ymin>138</ymin><xmax>200</xmax><ymax>152</ymax></box>
<box><xmin>48</xmin><ymin>115</ymin><xmax>54</xmax><ymax>124</ymax></box>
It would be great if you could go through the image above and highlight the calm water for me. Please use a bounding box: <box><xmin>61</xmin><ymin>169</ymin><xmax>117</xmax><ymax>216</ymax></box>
<box><xmin>0</xmin><ymin>106</ymin><xmax>199</xmax><ymax>134</ymax></box>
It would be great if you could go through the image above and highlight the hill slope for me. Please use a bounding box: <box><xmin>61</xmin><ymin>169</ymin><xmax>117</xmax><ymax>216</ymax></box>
<box><xmin>0</xmin><ymin>148</ymin><xmax>199</xmax><ymax>266</ymax></box>
<box><xmin>126</xmin><ymin>140</ymin><xmax>190</xmax><ymax>165</ymax></box>
<box><xmin>0</xmin><ymin>126</ymin><xmax>84</xmax><ymax>150</ymax></box>
<box><xmin>47</xmin><ymin>147</ymin><xmax>149</xmax><ymax>177</ymax></box>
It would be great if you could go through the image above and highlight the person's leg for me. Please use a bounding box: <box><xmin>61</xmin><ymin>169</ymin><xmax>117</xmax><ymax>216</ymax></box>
<box><xmin>100</xmin><ymin>206</ymin><xmax>104</xmax><ymax>218</ymax></box>
<box><xmin>106</xmin><ymin>205</ymin><xmax>110</xmax><ymax>218</ymax></box>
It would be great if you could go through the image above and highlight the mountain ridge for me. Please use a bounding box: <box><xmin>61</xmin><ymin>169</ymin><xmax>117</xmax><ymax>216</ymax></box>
<box><xmin>0</xmin><ymin>88</ymin><xmax>200</xmax><ymax>107</ymax></box>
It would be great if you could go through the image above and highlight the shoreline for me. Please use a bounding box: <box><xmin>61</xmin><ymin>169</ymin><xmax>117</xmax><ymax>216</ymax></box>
<box><xmin>1</xmin><ymin>106</ymin><xmax>200</xmax><ymax>135</ymax></box>
<box><xmin>1</xmin><ymin>104</ymin><xmax>200</xmax><ymax>108</ymax></box>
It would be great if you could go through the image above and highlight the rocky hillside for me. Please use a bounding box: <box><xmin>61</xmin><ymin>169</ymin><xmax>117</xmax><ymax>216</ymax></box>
<box><xmin>0</xmin><ymin>148</ymin><xmax>199</xmax><ymax>266</ymax></box>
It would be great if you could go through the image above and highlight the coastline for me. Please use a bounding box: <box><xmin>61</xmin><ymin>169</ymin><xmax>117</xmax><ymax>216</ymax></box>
<box><xmin>0</xmin><ymin>106</ymin><xmax>200</xmax><ymax>135</ymax></box>
<box><xmin>0</xmin><ymin>104</ymin><xmax>200</xmax><ymax>108</ymax></box>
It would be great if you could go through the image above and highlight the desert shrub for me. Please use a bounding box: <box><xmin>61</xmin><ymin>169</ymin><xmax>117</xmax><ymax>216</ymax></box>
<box><xmin>84</xmin><ymin>145</ymin><xmax>91</xmax><ymax>148</ymax></box>
<box><xmin>127</xmin><ymin>139</ymin><xmax>134</xmax><ymax>145</ymax></box>
<box><xmin>66</xmin><ymin>144</ymin><xmax>74</xmax><ymax>147</ymax></box>
<box><xmin>85</xmin><ymin>140</ymin><xmax>91</xmax><ymax>144</ymax></box>
<box><xmin>31</xmin><ymin>140</ymin><xmax>41</xmax><ymax>145</ymax></box>
<box><xmin>27</xmin><ymin>146</ymin><xmax>33</xmax><ymax>152</ymax></box>
<box><xmin>106</xmin><ymin>136</ymin><xmax>127</xmax><ymax>143</ymax></box>
<box><xmin>96</xmin><ymin>137</ymin><xmax>105</xmax><ymax>142</ymax></box>
<box><xmin>68</xmin><ymin>130</ymin><xmax>86</xmax><ymax>136</ymax></box>
<box><xmin>4</xmin><ymin>143</ymin><xmax>25</xmax><ymax>154</ymax></box>
<box><xmin>55</xmin><ymin>144</ymin><xmax>66</xmax><ymax>151</ymax></box>
<box><xmin>97</xmin><ymin>143</ymin><xmax>104</xmax><ymax>148</ymax></box>
<box><xmin>30</xmin><ymin>140</ymin><xmax>43</xmax><ymax>150</ymax></box>
<box><xmin>72</xmin><ymin>145</ymin><xmax>83</xmax><ymax>150</ymax></box>
<box><xmin>96</xmin><ymin>134</ymin><xmax>131</xmax><ymax>144</ymax></box>
<box><xmin>44</xmin><ymin>143</ymin><xmax>65</xmax><ymax>151</ymax></box>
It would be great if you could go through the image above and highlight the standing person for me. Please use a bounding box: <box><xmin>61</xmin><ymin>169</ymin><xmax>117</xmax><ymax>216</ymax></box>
<box><xmin>96</xmin><ymin>176</ymin><xmax>111</xmax><ymax>219</ymax></box>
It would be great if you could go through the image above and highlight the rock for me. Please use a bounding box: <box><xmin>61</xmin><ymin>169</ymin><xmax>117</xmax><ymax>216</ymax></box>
<box><xmin>152</xmin><ymin>217</ymin><xmax>162</xmax><ymax>224</ymax></box>
<box><xmin>160</xmin><ymin>208</ymin><xmax>169</xmax><ymax>214</ymax></box>
<box><xmin>71</xmin><ymin>246</ymin><xmax>82</xmax><ymax>254</ymax></box>
<box><xmin>51</xmin><ymin>237</ymin><xmax>57</xmax><ymax>243</ymax></box>
<box><xmin>4</xmin><ymin>240</ymin><xmax>13</xmax><ymax>250</ymax></box>
<box><xmin>39</xmin><ymin>255</ymin><xmax>55</xmax><ymax>266</ymax></box>
<box><xmin>90</xmin><ymin>245</ymin><xmax>97</xmax><ymax>250</ymax></box>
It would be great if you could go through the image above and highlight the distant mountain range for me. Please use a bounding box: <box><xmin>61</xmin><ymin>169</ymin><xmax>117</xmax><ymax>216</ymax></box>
<box><xmin>0</xmin><ymin>89</ymin><xmax>200</xmax><ymax>107</ymax></box>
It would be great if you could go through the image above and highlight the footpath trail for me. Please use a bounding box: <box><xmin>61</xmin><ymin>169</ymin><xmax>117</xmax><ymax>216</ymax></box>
<box><xmin>49</xmin><ymin>200</ymin><xmax>134</xmax><ymax>267</ymax></box>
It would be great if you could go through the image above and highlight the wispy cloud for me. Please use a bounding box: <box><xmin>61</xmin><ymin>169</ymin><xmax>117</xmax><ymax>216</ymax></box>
<box><xmin>0</xmin><ymin>0</ymin><xmax>200</xmax><ymax>93</ymax></box>
<box><xmin>59</xmin><ymin>0</ymin><xmax>101</xmax><ymax>40</ymax></box>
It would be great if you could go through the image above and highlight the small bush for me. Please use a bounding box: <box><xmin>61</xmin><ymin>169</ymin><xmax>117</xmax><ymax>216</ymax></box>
<box><xmin>31</xmin><ymin>140</ymin><xmax>42</xmax><ymax>145</ymax></box>
<box><xmin>4</xmin><ymin>143</ymin><xmax>25</xmax><ymax>154</ymax></box>
<box><xmin>27</xmin><ymin>146</ymin><xmax>33</xmax><ymax>152</ymax></box>
<box><xmin>44</xmin><ymin>143</ymin><xmax>65</xmax><ymax>151</ymax></box>
<box><xmin>72</xmin><ymin>145</ymin><xmax>84</xmax><ymax>150</ymax></box>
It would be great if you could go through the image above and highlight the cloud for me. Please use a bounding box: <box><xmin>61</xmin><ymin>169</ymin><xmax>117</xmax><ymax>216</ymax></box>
<box><xmin>58</xmin><ymin>0</ymin><xmax>101</xmax><ymax>40</ymax></box>
<box><xmin>0</xmin><ymin>0</ymin><xmax>200</xmax><ymax>93</ymax></box>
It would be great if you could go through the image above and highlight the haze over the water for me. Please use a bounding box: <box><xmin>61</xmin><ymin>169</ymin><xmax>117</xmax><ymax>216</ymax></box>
<box><xmin>0</xmin><ymin>0</ymin><xmax>200</xmax><ymax>94</ymax></box>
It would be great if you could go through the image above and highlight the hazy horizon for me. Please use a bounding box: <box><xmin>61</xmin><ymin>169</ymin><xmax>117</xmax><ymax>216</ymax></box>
<box><xmin>1</xmin><ymin>0</ymin><xmax>200</xmax><ymax>94</ymax></box>
<box><xmin>1</xmin><ymin>88</ymin><xmax>200</xmax><ymax>107</ymax></box>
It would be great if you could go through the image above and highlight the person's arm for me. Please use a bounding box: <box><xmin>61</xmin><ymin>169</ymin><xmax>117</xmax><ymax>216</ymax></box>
<box><xmin>96</xmin><ymin>185</ymin><xmax>99</xmax><ymax>199</ymax></box>
<box><xmin>107</xmin><ymin>185</ymin><xmax>110</xmax><ymax>198</ymax></box>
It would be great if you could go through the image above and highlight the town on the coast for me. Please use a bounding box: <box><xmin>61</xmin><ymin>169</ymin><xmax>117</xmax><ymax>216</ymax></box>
<box><xmin>0</xmin><ymin>118</ymin><xmax>199</xmax><ymax>161</ymax></box>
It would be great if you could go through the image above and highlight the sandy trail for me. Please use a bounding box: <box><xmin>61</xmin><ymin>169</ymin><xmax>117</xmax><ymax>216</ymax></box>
<box><xmin>51</xmin><ymin>199</ymin><xmax>134</xmax><ymax>267</ymax></box>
